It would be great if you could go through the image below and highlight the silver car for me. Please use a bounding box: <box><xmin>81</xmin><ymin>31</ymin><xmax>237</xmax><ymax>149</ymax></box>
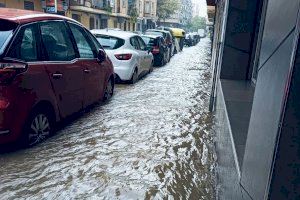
<box><xmin>91</xmin><ymin>29</ymin><xmax>154</xmax><ymax>83</ymax></box>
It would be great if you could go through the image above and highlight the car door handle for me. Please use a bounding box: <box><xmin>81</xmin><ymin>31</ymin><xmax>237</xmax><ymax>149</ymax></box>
<box><xmin>52</xmin><ymin>73</ymin><xmax>63</xmax><ymax>79</ymax></box>
<box><xmin>84</xmin><ymin>69</ymin><xmax>91</xmax><ymax>73</ymax></box>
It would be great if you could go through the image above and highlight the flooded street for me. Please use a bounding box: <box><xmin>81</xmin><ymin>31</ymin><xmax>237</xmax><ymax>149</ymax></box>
<box><xmin>0</xmin><ymin>38</ymin><xmax>216</xmax><ymax>200</ymax></box>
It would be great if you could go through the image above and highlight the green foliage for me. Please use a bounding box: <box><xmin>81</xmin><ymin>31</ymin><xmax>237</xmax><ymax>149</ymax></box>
<box><xmin>186</xmin><ymin>16</ymin><xmax>206</xmax><ymax>31</ymax></box>
<box><xmin>157</xmin><ymin>0</ymin><xmax>180</xmax><ymax>21</ymax></box>
<box><xmin>129</xmin><ymin>7</ymin><xmax>138</xmax><ymax>23</ymax></box>
<box><xmin>104</xmin><ymin>5</ymin><xmax>112</xmax><ymax>13</ymax></box>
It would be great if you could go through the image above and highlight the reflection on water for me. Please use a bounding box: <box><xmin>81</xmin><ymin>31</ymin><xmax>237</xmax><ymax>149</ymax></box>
<box><xmin>0</xmin><ymin>38</ymin><xmax>216</xmax><ymax>200</ymax></box>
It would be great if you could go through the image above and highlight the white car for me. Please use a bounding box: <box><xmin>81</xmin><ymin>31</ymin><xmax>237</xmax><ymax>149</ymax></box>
<box><xmin>91</xmin><ymin>29</ymin><xmax>154</xmax><ymax>83</ymax></box>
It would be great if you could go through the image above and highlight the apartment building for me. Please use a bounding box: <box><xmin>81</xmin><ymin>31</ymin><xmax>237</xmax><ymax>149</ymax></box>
<box><xmin>134</xmin><ymin>0</ymin><xmax>157</xmax><ymax>32</ymax></box>
<box><xmin>0</xmin><ymin>0</ymin><xmax>44</xmax><ymax>12</ymax></box>
<box><xmin>68</xmin><ymin>0</ymin><xmax>134</xmax><ymax>31</ymax></box>
<box><xmin>0</xmin><ymin>0</ymin><xmax>134</xmax><ymax>31</ymax></box>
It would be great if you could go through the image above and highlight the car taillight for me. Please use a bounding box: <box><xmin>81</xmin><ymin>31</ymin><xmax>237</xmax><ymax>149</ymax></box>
<box><xmin>0</xmin><ymin>98</ymin><xmax>9</xmax><ymax>109</ymax></box>
<box><xmin>115</xmin><ymin>54</ymin><xmax>132</xmax><ymax>60</ymax></box>
<box><xmin>152</xmin><ymin>46</ymin><xmax>160</xmax><ymax>54</ymax></box>
<box><xmin>0</xmin><ymin>62</ymin><xmax>27</xmax><ymax>84</ymax></box>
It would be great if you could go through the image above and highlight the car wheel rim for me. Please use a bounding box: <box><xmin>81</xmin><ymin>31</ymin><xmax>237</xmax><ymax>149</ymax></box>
<box><xmin>28</xmin><ymin>114</ymin><xmax>50</xmax><ymax>146</ymax></box>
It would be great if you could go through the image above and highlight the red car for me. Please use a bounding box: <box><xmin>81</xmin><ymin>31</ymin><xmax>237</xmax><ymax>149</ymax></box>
<box><xmin>0</xmin><ymin>8</ymin><xmax>114</xmax><ymax>146</ymax></box>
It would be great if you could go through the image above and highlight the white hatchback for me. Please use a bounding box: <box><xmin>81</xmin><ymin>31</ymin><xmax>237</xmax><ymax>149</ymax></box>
<box><xmin>91</xmin><ymin>29</ymin><xmax>154</xmax><ymax>83</ymax></box>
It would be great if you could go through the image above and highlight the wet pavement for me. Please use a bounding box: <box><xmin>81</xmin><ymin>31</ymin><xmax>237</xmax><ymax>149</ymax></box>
<box><xmin>0</xmin><ymin>38</ymin><xmax>216</xmax><ymax>200</ymax></box>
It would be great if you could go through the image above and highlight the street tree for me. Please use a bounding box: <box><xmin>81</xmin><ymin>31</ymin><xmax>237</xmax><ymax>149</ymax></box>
<box><xmin>187</xmin><ymin>16</ymin><xmax>207</xmax><ymax>31</ymax></box>
<box><xmin>157</xmin><ymin>0</ymin><xmax>180</xmax><ymax>22</ymax></box>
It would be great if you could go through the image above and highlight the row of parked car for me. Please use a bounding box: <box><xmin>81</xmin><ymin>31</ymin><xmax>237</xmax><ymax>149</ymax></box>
<box><xmin>184</xmin><ymin>33</ymin><xmax>202</xmax><ymax>47</ymax></box>
<box><xmin>0</xmin><ymin>8</ymin><xmax>188</xmax><ymax>148</ymax></box>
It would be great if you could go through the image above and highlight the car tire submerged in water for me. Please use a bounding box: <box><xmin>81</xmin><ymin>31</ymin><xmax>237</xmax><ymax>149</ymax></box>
<box><xmin>130</xmin><ymin>68</ymin><xmax>138</xmax><ymax>84</ymax></box>
<box><xmin>22</xmin><ymin>107</ymin><xmax>54</xmax><ymax>147</ymax></box>
<box><xmin>103</xmin><ymin>77</ymin><xmax>114</xmax><ymax>101</ymax></box>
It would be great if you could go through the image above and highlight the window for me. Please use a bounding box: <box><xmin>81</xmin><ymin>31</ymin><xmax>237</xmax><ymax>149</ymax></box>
<box><xmin>24</xmin><ymin>1</ymin><xmax>34</xmax><ymax>10</ymax></box>
<box><xmin>95</xmin><ymin>35</ymin><xmax>124</xmax><ymax>50</ymax></box>
<box><xmin>72</xmin><ymin>14</ymin><xmax>81</xmax><ymax>22</ymax></box>
<box><xmin>96</xmin><ymin>19</ymin><xmax>99</xmax><ymax>29</ymax></box>
<box><xmin>130</xmin><ymin>37</ymin><xmax>140</xmax><ymax>50</ymax></box>
<box><xmin>152</xmin><ymin>2</ymin><xmax>154</xmax><ymax>15</ymax></box>
<box><xmin>101</xmin><ymin>19</ymin><xmax>108</xmax><ymax>29</ymax></box>
<box><xmin>0</xmin><ymin>20</ymin><xmax>17</xmax><ymax>56</ymax></box>
<box><xmin>145</xmin><ymin>1</ymin><xmax>151</xmax><ymax>14</ymax></box>
<box><xmin>139</xmin><ymin>1</ymin><xmax>142</xmax><ymax>13</ymax></box>
<box><xmin>7</xmin><ymin>24</ymin><xmax>38</xmax><ymax>62</ymax></box>
<box><xmin>90</xmin><ymin>17</ymin><xmax>95</xmax><ymax>30</ymax></box>
<box><xmin>40</xmin><ymin>21</ymin><xmax>76</xmax><ymax>61</ymax></box>
<box><xmin>85</xmin><ymin>30</ymin><xmax>102</xmax><ymax>51</ymax></box>
<box><xmin>137</xmin><ymin>36</ymin><xmax>146</xmax><ymax>51</ymax></box>
<box><xmin>141</xmin><ymin>36</ymin><xmax>158</xmax><ymax>47</ymax></box>
<box><xmin>69</xmin><ymin>23</ymin><xmax>95</xmax><ymax>59</ymax></box>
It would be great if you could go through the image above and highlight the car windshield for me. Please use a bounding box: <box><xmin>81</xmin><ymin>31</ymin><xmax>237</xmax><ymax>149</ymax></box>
<box><xmin>0</xmin><ymin>20</ymin><xmax>17</xmax><ymax>57</ymax></box>
<box><xmin>95</xmin><ymin>35</ymin><xmax>125</xmax><ymax>50</ymax></box>
<box><xmin>141</xmin><ymin>37</ymin><xmax>157</xmax><ymax>47</ymax></box>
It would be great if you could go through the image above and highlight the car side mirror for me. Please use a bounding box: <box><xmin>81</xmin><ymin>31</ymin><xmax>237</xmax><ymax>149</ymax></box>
<box><xmin>97</xmin><ymin>49</ymin><xmax>106</xmax><ymax>63</ymax></box>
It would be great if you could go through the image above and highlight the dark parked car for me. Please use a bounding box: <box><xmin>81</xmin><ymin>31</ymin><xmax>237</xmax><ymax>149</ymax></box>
<box><xmin>0</xmin><ymin>9</ymin><xmax>114</xmax><ymax>146</ymax></box>
<box><xmin>141</xmin><ymin>35</ymin><xmax>168</xmax><ymax>66</ymax></box>
<box><xmin>145</xmin><ymin>29</ymin><xmax>174</xmax><ymax>61</ymax></box>
<box><xmin>185</xmin><ymin>34</ymin><xmax>194</xmax><ymax>47</ymax></box>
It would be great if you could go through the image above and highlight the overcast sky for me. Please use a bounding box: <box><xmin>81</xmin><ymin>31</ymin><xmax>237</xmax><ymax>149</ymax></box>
<box><xmin>191</xmin><ymin>0</ymin><xmax>207</xmax><ymax>18</ymax></box>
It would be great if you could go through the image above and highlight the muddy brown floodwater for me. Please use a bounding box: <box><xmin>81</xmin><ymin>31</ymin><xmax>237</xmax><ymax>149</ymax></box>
<box><xmin>0</xmin><ymin>38</ymin><xmax>216</xmax><ymax>200</ymax></box>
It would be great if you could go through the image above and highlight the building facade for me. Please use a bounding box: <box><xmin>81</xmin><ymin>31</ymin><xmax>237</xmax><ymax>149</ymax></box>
<box><xmin>0</xmin><ymin>0</ymin><xmax>135</xmax><ymax>31</ymax></box>
<box><xmin>208</xmin><ymin>0</ymin><xmax>300</xmax><ymax>199</ymax></box>
<box><xmin>67</xmin><ymin>0</ymin><xmax>134</xmax><ymax>31</ymax></box>
<box><xmin>0</xmin><ymin>0</ymin><xmax>43</xmax><ymax>12</ymax></box>
<box><xmin>134</xmin><ymin>0</ymin><xmax>157</xmax><ymax>32</ymax></box>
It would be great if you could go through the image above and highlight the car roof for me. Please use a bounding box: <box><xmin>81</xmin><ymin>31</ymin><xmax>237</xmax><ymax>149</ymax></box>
<box><xmin>0</xmin><ymin>8</ymin><xmax>79</xmax><ymax>25</ymax></box>
<box><xmin>146</xmin><ymin>29</ymin><xmax>170</xmax><ymax>34</ymax></box>
<box><xmin>141</xmin><ymin>35</ymin><xmax>161</xmax><ymax>39</ymax></box>
<box><xmin>91</xmin><ymin>29</ymin><xmax>138</xmax><ymax>39</ymax></box>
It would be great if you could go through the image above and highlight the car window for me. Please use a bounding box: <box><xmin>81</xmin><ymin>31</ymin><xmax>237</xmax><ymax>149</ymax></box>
<box><xmin>160</xmin><ymin>38</ymin><xmax>164</xmax><ymax>46</ymax></box>
<box><xmin>95</xmin><ymin>35</ymin><xmax>125</xmax><ymax>50</ymax></box>
<box><xmin>0</xmin><ymin>20</ymin><xmax>17</xmax><ymax>56</ymax></box>
<box><xmin>69</xmin><ymin>23</ymin><xmax>95</xmax><ymax>59</ymax></box>
<box><xmin>85</xmin><ymin>30</ymin><xmax>102</xmax><ymax>51</ymax></box>
<box><xmin>144</xmin><ymin>37</ymin><xmax>158</xmax><ymax>47</ymax></box>
<box><xmin>137</xmin><ymin>37</ymin><xmax>147</xmax><ymax>51</ymax></box>
<box><xmin>40</xmin><ymin>21</ymin><xmax>76</xmax><ymax>61</ymax></box>
<box><xmin>7</xmin><ymin>24</ymin><xmax>38</xmax><ymax>62</ymax></box>
<box><xmin>130</xmin><ymin>37</ymin><xmax>140</xmax><ymax>50</ymax></box>
<box><xmin>141</xmin><ymin>36</ymin><xmax>150</xmax><ymax>45</ymax></box>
